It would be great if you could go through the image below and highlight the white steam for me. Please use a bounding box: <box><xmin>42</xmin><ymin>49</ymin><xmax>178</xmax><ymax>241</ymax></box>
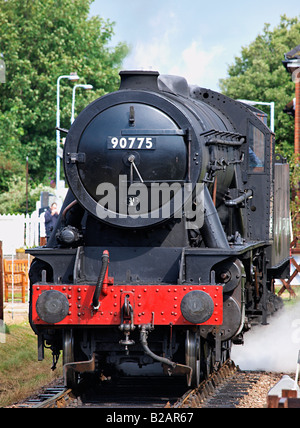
<box><xmin>231</xmin><ymin>302</ymin><xmax>300</xmax><ymax>372</ymax></box>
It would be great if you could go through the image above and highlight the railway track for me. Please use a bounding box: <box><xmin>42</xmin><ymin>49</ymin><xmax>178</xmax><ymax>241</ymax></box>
<box><xmin>173</xmin><ymin>361</ymin><xmax>265</xmax><ymax>408</ymax></box>
<box><xmin>173</xmin><ymin>359</ymin><xmax>238</xmax><ymax>408</ymax></box>
<box><xmin>14</xmin><ymin>375</ymin><xmax>187</xmax><ymax>408</ymax></box>
<box><xmin>15</xmin><ymin>360</ymin><xmax>281</xmax><ymax>408</ymax></box>
<box><xmin>17</xmin><ymin>385</ymin><xmax>74</xmax><ymax>408</ymax></box>
<box><xmin>74</xmin><ymin>375</ymin><xmax>188</xmax><ymax>408</ymax></box>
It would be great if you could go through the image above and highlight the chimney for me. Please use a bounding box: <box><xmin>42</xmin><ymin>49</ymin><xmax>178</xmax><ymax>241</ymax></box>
<box><xmin>119</xmin><ymin>70</ymin><xmax>160</xmax><ymax>91</ymax></box>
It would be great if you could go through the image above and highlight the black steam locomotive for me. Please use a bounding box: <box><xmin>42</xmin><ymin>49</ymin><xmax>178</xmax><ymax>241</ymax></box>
<box><xmin>28</xmin><ymin>71</ymin><xmax>290</xmax><ymax>388</ymax></box>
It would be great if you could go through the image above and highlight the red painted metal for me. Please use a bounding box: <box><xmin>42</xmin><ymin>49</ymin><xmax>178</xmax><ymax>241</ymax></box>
<box><xmin>32</xmin><ymin>283</ymin><xmax>223</xmax><ymax>326</ymax></box>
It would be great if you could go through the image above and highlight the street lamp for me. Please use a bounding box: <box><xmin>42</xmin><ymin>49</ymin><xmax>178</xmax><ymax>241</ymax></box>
<box><xmin>56</xmin><ymin>73</ymin><xmax>79</xmax><ymax>192</ymax></box>
<box><xmin>237</xmin><ymin>99</ymin><xmax>275</xmax><ymax>133</ymax></box>
<box><xmin>71</xmin><ymin>84</ymin><xmax>93</xmax><ymax>124</ymax></box>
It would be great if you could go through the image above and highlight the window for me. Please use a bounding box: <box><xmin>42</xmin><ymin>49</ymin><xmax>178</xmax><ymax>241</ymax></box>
<box><xmin>248</xmin><ymin>123</ymin><xmax>265</xmax><ymax>172</ymax></box>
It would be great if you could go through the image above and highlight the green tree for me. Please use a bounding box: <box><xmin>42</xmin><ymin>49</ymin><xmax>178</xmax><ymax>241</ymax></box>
<box><xmin>0</xmin><ymin>0</ymin><xmax>129</xmax><ymax>201</ymax></box>
<box><xmin>219</xmin><ymin>15</ymin><xmax>300</xmax><ymax>158</ymax></box>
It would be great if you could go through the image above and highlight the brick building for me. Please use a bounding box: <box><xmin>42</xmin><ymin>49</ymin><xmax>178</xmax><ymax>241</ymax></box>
<box><xmin>283</xmin><ymin>45</ymin><xmax>300</xmax><ymax>154</ymax></box>
<box><xmin>283</xmin><ymin>45</ymin><xmax>300</xmax><ymax>247</ymax></box>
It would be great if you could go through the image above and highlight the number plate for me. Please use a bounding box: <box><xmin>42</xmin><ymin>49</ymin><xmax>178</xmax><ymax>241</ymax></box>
<box><xmin>107</xmin><ymin>136</ymin><xmax>156</xmax><ymax>150</ymax></box>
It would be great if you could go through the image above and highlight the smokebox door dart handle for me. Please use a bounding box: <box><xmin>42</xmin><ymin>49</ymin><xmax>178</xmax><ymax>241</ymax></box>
<box><xmin>128</xmin><ymin>154</ymin><xmax>144</xmax><ymax>183</ymax></box>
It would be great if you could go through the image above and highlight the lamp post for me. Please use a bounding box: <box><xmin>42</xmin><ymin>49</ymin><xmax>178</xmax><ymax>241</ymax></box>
<box><xmin>71</xmin><ymin>84</ymin><xmax>93</xmax><ymax>124</ymax></box>
<box><xmin>237</xmin><ymin>99</ymin><xmax>275</xmax><ymax>133</ymax></box>
<box><xmin>56</xmin><ymin>73</ymin><xmax>79</xmax><ymax>192</ymax></box>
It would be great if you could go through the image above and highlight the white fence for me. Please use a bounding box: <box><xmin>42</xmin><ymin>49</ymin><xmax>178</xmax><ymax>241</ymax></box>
<box><xmin>0</xmin><ymin>190</ymin><xmax>66</xmax><ymax>256</ymax></box>
<box><xmin>0</xmin><ymin>211</ymin><xmax>45</xmax><ymax>256</ymax></box>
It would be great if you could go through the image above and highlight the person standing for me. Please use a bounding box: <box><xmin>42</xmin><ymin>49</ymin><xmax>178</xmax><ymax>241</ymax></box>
<box><xmin>45</xmin><ymin>202</ymin><xmax>59</xmax><ymax>240</ymax></box>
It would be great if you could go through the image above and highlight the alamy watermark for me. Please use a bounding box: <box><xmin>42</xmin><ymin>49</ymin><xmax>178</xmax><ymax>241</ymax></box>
<box><xmin>95</xmin><ymin>175</ymin><xmax>204</xmax><ymax>229</ymax></box>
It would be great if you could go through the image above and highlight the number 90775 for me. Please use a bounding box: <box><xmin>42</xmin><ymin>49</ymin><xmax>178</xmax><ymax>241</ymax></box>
<box><xmin>107</xmin><ymin>136</ymin><xmax>156</xmax><ymax>150</ymax></box>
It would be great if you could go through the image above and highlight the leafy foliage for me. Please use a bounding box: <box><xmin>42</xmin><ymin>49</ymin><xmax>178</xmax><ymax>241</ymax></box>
<box><xmin>0</xmin><ymin>177</ymin><xmax>54</xmax><ymax>214</ymax></box>
<box><xmin>219</xmin><ymin>15</ymin><xmax>300</xmax><ymax>158</ymax></box>
<box><xmin>0</xmin><ymin>0</ymin><xmax>129</xmax><ymax>212</ymax></box>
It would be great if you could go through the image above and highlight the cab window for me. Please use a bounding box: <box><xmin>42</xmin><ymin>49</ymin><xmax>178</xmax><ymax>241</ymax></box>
<box><xmin>248</xmin><ymin>123</ymin><xmax>265</xmax><ymax>172</ymax></box>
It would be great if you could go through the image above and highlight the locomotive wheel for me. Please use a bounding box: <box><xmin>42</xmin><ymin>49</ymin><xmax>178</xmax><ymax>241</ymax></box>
<box><xmin>185</xmin><ymin>329</ymin><xmax>201</xmax><ymax>388</ymax></box>
<box><xmin>63</xmin><ymin>329</ymin><xmax>78</xmax><ymax>389</ymax></box>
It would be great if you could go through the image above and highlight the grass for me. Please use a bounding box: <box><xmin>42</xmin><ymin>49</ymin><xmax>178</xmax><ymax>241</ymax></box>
<box><xmin>275</xmin><ymin>285</ymin><xmax>300</xmax><ymax>306</ymax></box>
<box><xmin>0</xmin><ymin>322</ymin><xmax>62</xmax><ymax>407</ymax></box>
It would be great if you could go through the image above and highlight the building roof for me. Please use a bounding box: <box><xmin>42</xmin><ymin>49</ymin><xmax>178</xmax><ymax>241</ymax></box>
<box><xmin>285</xmin><ymin>44</ymin><xmax>300</xmax><ymax>60</ymax></box>
<box><xmin>282</xmin><ymin>44</ymin><xmax>300</xmax><ymax>72</ymax></box>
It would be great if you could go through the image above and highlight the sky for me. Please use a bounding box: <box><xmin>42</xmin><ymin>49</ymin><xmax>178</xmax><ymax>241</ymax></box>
<box><xmin>89</xmin><ymin>0</ymin><xmax>300</xmax><ymax>91</ymax></box>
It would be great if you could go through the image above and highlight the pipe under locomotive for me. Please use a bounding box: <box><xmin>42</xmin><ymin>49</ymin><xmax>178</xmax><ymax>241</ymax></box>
<box><xmin>28</xmin><ymin>71</ymin><xmax>290</xmax><ymax>388</ymax></box>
